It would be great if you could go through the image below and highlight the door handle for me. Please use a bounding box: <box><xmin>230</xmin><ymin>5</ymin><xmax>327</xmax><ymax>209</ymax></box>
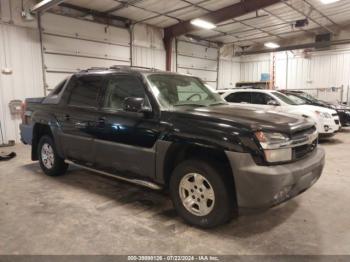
<box><xmin>74</xmin><ymin>121</ymin><xmax>87</xmax><ymax>128</ymax></box>
<box><xmin>96</xmin><ymin>117</ymin><xmax>106</xmax><ymax>127</ymax></box>
<box><xmin>64</xmin><ymin>114</ymin><xmax>70</xmax><ymax>121</ymax></box>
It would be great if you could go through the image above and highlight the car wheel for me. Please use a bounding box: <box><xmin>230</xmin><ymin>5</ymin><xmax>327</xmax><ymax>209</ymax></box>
<box><xmin>38</xmin><ymin>135</ymin><xmax>68</xmax><ymax>176</ymax></box>
<box><xmin>170</xmin><ymin>159</ymin><xmax>235</xmax><ymax>228</ymax></box>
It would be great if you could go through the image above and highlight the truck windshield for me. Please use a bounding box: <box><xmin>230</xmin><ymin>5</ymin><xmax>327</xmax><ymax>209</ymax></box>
<box><xmin>147</xmin><ymin>74</ymin><xmax>226</xmax><ymax>108</ymax></box>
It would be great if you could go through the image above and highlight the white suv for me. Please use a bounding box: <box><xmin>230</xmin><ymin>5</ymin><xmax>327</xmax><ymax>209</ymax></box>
<box><xmin>222</xmin><ymin>89</ymin><xmax>341</xmax><ymax>137</ymax></box>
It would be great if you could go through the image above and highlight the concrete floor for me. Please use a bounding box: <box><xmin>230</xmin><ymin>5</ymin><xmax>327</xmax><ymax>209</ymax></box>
<box><xmin>1</xmin><ymin>129</ymin><xmax>350</xmax><ymax>255</ymax></box>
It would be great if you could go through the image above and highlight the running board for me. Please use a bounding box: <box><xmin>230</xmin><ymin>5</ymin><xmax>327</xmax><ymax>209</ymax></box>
<box><xmin>65</xmin><ymin>160</ymin><xmax>162</xmax><ymax>190</ymax></box>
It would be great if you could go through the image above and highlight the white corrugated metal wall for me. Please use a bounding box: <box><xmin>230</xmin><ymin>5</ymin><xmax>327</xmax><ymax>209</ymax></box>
<box><xmin>240</xmin><ymin>53</ymin><xmax>271</xmax><ymax>82</ymax></box>
<box><xmin>0</xmin><ymin>23</ymin><xmax>44</xmax><ymax>143</ymax></box>
<box><xmin>218</xmin><ymin>57</ymin><xmax>240</xmax><ymax>90</ymax></box>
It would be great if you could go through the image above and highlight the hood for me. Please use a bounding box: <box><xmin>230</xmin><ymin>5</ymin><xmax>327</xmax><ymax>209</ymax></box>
<box><xmin>170</xmin><ymin>104</ymin><xmax>314</xmax><ymax>134</ymax></box>
<box><xmin>289</xmin><ymin>104</ymin><xmax>337</xmax><ymax>115</ymax></box>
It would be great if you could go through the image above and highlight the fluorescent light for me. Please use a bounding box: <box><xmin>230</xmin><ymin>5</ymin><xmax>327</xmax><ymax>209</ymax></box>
<box><xmin>190</xmin><ymin>18</ymin><xmax>216</xmax><ymax>29</ymax></box>
<box><xmin>320</xmin><ymin>0</ymin><xmax>340</xmax><ymax>4</ymax></box>
<box><xmin>264</xmin><ymin>42</ymin><xmax>280</xmax><ymax>49</ymax></box>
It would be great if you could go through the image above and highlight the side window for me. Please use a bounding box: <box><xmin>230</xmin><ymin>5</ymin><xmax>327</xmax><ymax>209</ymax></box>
<box><xmin>103</xmin><ymin>75</ymin><xmax>146</xmax><ymax>110</ymax></box>
<box><xmin>68</xmin><ymin>75</ymin><xmax>102</xmax><ymax>108</ymax></box>
<box><xmin>251</xmin><ymin>92</ymin><xmax>275</xmax><ymax>105</ymax></box>
<box><xmin>225</xmin><ymin>92</ymin><xmax>251</xmax><ymax>103</ymax></box>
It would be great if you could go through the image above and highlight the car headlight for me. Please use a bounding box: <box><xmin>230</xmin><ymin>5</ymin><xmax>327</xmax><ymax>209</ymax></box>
<box><xmin>315</xmin><ymin>111</ymin><xmax>332</xmax><ymax>118</ymax></box>
<box><xmin>255</xmin><ymin>131</ymin><xmax>292</xmax><ymax>163</ymax></box>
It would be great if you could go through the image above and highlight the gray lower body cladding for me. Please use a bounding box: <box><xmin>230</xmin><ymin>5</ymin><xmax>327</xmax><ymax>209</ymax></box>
<box><xmin>226</xmin><ymin>147</ymin><xmax>325</xmax><ymax>210</ymax></box>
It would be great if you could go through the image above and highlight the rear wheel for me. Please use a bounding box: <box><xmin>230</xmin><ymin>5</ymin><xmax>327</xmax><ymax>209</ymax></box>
<box><xmin>170</xmin><ymin>159</ymin><xmax>235</xmax><ymax>228</ymax></box>
<box><xmin>38</xmin><ymin>135</ymin><xmax>68</xmax><ymax>176</ymax></box>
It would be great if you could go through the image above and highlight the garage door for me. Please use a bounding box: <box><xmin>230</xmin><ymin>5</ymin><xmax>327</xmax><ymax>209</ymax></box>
<box><xmin>176</xmin><ymin>39</ymin><xmax>219</xmax><ymax>89</ymax></box>
<box><xmin>41</xmin><ymin>13</ymin><xmax>131</xmax><ymax>93</ymax></box>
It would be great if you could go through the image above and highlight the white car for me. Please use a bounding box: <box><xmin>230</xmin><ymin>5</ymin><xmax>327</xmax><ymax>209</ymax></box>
<box><xmin>221</xmin><ymin>89</ymin><xmax>341</xmax><ymax>137</ymax></box>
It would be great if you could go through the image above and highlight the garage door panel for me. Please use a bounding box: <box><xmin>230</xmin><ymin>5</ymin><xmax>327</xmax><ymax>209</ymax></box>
<box><xmin>43</xmin><ymin>34</ymin><xmax>130</xmax><ymax>62</ymax></box>
<box><xmin>176</xmin><ymin>39</ymin><xmax>219</xmax><ymax>87</ymax></box>
<box><xmin>45</xmin><ymin>53</ymin><xmax>129</xmax><ymax>72</ymax></box>
<box><xmin>42</xmin><ymin>13</ymin><xmax>130</xmax><ymax>46</ymax></box>
<box><xmin>41</xmin><ymin>13</ymin><xmax>130</xmax><ymax>94</ymax></box>
<box><xmin>177</xmin><ymin>41</ymin><xmax>218</xmax><ymax>60</ymax></box>
<box><xmin>177</xmin><ymin>67</ymin><xmax>217</xmax><ymax>82</ymax></box>
<box><xmin>178</xmin><ymin>56</ymin><xmax>217</xmax><ymax>71</ymax></box>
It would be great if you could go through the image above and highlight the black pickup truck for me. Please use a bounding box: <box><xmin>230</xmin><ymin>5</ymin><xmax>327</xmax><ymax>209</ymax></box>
<box><xmin>20</xmin><ymin>66</ymin><xmax>325</xmax><ymax>228</ymax></box>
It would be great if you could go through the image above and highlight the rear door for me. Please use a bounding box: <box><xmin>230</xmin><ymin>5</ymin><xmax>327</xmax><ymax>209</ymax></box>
<box><xmin>59</xmin><ymin>74</ymin><xmax>104</xmax><ymax>163</ymax></box>
<box><xmin>93</xmin><ymin>74</ymin><xmax>160</xmax><ymax>179</ymax></box>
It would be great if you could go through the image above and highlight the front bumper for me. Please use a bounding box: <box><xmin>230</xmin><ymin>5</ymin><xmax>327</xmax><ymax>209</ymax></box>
<box><xmin>225</xmin><ymin>147</ymin><xmax>325</xmax><ymax>211</ymax></box>
<box><xmin>317</xmin><ymin>116</ymin><xmax>341</xmax><ymax>135</ymax></box>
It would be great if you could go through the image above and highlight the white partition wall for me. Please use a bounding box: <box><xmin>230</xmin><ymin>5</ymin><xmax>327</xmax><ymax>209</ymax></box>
<box><xmin>41</xmin><ymin>13</ymin><xmax>131</xmax><ymax>93</ymax></box>
<box><xmin>176</xmin><ymin>39</ymin><xmax>219</xmax><ymax>89</ymax></box>
<box><xmin>0</xmin><ymin>23</ymin><xmax>44</xmax><ymax>142</ymax></box>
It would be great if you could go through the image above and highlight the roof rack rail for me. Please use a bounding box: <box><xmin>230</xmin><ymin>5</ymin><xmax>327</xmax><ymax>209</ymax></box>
<box><xmin>109</xmin><ymin>65</ymin><xmax>160</xmax><ymax>71</ymax></box>
<box><xmin>80</xmin><ymin>67</ymin><xmax>109</xmax><ymax>72</ymax></box>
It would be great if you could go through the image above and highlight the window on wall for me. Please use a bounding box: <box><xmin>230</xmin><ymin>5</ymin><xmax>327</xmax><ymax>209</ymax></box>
<box><xmin>225</xmin><ymin>92</ymin><xmax>251</xmax><ymax>103</ymax></box>
<box><xmin>68</xmin><ymin>75</ymin><xmax>102</xmax><ymax>108</ymax></box>
<box><xmin>103</xmin><ymin>74</ymin><xmax>146</xmax><ymax>110</ymax></box>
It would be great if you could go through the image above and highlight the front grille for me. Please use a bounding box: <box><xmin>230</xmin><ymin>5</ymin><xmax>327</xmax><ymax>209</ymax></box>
<box><xmin>291</xmin><ymin>126</ymin><xmax>317</xmax><ymax>140</ymax></box>
<box><xmin>293</xmin><ymin>139</ymin><xmax>317</xmax><ymax>160</ymax></box>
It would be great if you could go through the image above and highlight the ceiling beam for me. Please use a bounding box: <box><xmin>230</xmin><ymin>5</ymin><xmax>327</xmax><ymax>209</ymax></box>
<box><xmin>235</xmin><ymin>38</ymin><xmax>350</xmax><ymax>55</ymax></box>
<box><xmin>30</xmin><ymin>0</ymin><xmax>66</xmax><ymax>13</ymax></box>
<box><xmin>164</xmin><ymin>0</ymin><xmax>282</xmax><ymax>38</ymax></box>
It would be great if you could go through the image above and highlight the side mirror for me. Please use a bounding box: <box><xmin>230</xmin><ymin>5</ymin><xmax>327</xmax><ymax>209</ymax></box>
<box><xmin>123</xmin><ymin>97</ymin><xmax>152</xmax><ymax>113</ymax></box>
<box><xmin>267</xmin><ymin>100</ymin><xmax>279</xmax><ymax>106</ymax></box>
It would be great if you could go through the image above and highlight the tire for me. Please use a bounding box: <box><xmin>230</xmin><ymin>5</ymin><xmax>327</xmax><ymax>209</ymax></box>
<box><xmin>38</xmin><ymin>135</ymin><xmax>68</xmax><ymax>176</ymax></box>
<box><xmin>170</xmin><ymin>159</ymin><xmax>236</xmax><ymax>228</ymax></box>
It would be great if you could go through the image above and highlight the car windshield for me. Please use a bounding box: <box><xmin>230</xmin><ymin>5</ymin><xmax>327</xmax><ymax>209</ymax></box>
<box><xmin>272</xmin><ymin>92</ymin><xmax>298</xmax><ymax>105</ymax></box>
<box><xmin>285</xmin><ymin>94</ymin><xmax>308</xmax><ymax>105</ymax></box>
<box><xmin>146</xmin><ymin>74</ymin><xmax>226</xmax><ymax>108</ymax></box>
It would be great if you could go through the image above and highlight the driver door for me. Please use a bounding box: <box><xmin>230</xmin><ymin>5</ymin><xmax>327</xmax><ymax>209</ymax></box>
<box><xmin>93</xmin><ymin>74</ymin><xmax>160</xmax><ymax>179</ymax></box>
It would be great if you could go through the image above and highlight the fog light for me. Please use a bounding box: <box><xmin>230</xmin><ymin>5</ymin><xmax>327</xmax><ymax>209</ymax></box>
<box><xmin>273</xmin><ymin>185</ymin><xmax>293</xmax><ymax>204</ymax></box>
<box><xmin>264</xmin><ymin>148</ymin><xmax>292</xmax><ymax>163</ymax></box>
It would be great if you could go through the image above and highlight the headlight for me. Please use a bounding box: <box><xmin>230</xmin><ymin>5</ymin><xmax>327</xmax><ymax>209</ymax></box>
<box><xmin>315</xmin><ymin>111</ymin><xmax>332</xmax><ymax>118</ymax></box>
<box><xmin>255</xmin><ymin>131</ymin><xmax>292</xmax><ymax>163</ymax></box>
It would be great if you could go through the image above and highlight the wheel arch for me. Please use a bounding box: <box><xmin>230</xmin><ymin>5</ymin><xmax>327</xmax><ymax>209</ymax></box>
<box><xmin>158</xmin><ymin>141</ymin><xmax>237</xmax><ymax>206</ymax></box>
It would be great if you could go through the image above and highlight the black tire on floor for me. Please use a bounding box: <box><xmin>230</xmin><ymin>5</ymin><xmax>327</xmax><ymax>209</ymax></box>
<box><xmin>37</xmin><ymin>135</ymin><xmax>68</xmax><ymax>176</ymax></box>
<box><xmin>170</xmin><ymin>159</ymin><xmax>236</xmax><ymax>228</ymax></box>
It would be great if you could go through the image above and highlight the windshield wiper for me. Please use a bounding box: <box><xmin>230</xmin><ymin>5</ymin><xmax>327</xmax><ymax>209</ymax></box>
<box><xmin>209</xmin><ymin>102</ymin><xmax>227</xmax><ymax>106</ymax></box>
<box><xmin>173</xmin><ymin>103</ymin><xmax>206</xmax><ymax>107</ymax></box>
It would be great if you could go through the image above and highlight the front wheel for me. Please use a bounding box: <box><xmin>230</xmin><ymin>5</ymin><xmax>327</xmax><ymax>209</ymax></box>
<box><xmin>38</xmin><ymin>135</ymin><xmax>68</xmax><ymax>176</ymax></box>
<box><xmin>170</xmin><ymin>159</ymin><xmax>236</xmax><ymax>228</ymax></box>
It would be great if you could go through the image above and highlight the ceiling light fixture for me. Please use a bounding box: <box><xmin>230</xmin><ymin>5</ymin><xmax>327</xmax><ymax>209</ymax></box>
<box><xmin>190</xmin><ymin>18</ymin><xmax>216</xmax><ymax>30</ymax></box>
<box><xmin>320</xmin><ymin>0</ymin><xmax>340</xmax><ymax>4</ymax></box>
<box><xmin>264</xmin><ymin>42</ymin><xmax>280</xmax><ymax>49</ymax></box>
